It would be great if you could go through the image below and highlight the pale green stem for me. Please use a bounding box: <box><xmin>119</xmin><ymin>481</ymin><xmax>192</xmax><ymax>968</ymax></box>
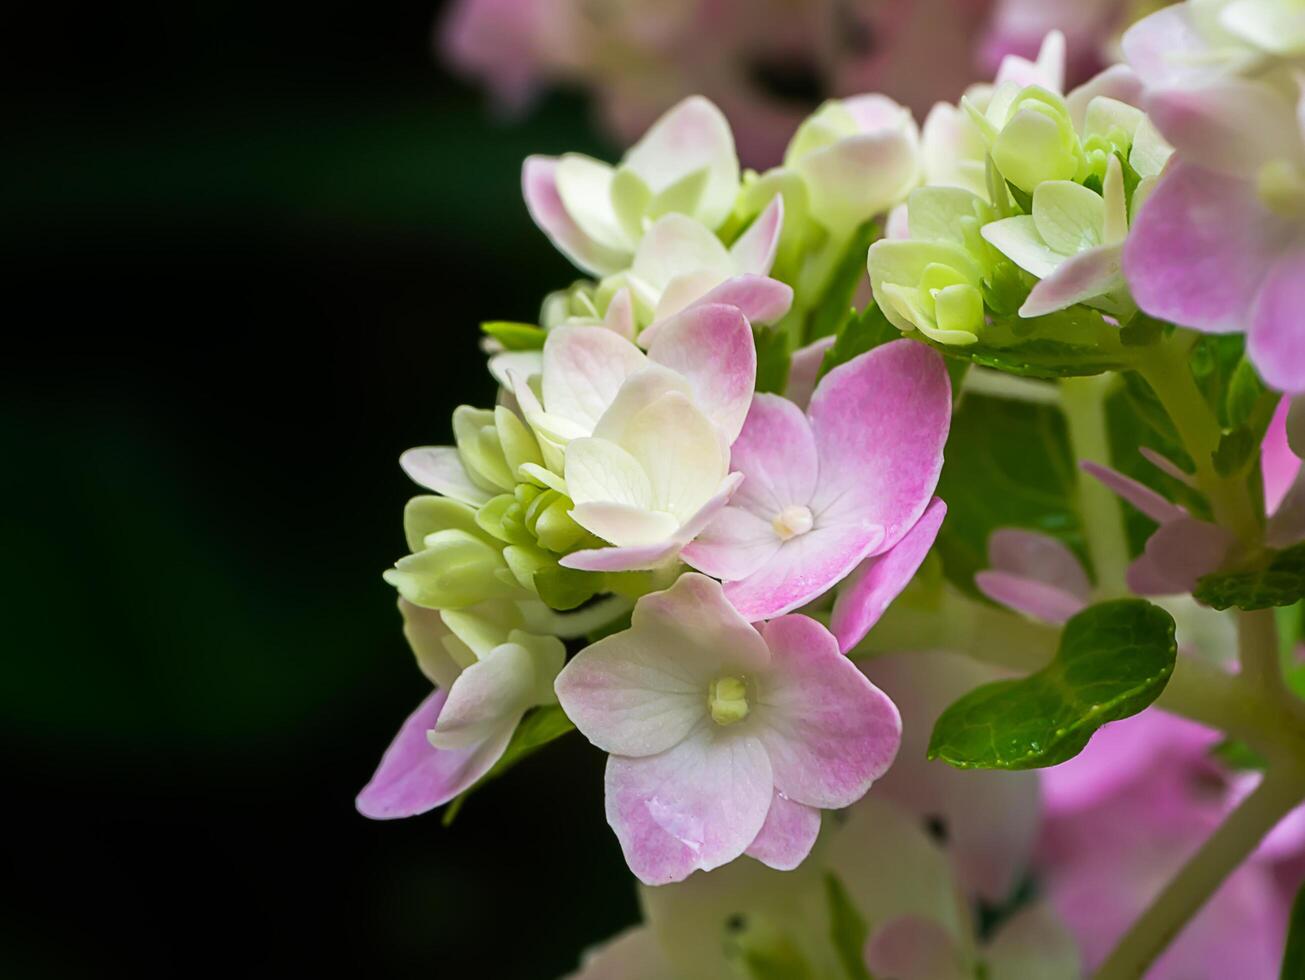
<box><xmin>1135</xmin><ymin>337</ymin><xmax>1260</xmax><ymax>546</ymax></box>
<box><xmin>1060</xmin><ymin>375</ymin><xmax>1131</xmax><ymax>598</ymax></box>
<box><xmin>1238</xmin><ymin>607</ymin><xmax>1290</xmax><ymax>703</ymax></box>
<box><xmin>1094</xmin><ymin>763</ymin><xmax>1305</xmax><ymax>980</ymax></box>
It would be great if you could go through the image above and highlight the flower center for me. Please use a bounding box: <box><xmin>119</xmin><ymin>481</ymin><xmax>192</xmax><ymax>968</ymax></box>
<box><xmin>771</xmin><ymin>504</ymin><xmax>814</xmax><ymax>541</ymax></box>
<box><xmin>1257</xmin><ymin>160</ymin><xmax>1305</xmax><ymax>217</ymax></box>
<box><xmin>708</xmin><ymin>675</ymin><xmax>750</xmax><ymax>726</ymax></box>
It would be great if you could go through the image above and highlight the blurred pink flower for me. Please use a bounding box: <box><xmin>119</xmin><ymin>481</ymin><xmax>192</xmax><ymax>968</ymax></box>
<box><xmin>440</xmin><ymin>0</ymin><xmax>1125</xmax><ymax>167</ymax></box>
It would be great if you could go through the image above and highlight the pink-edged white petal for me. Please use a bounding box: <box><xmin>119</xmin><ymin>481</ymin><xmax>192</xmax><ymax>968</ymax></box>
<box><xmin>729</xmin><ymin>195</ymin><xmax>784</xmax><ymax>276</ymax></box>
<box><xmin>1124</xmin><ymin>161</ymin><xmax>1291</xmax><ymax>335</ymax></box>
<box><xmin>542</xmin><ymin>325</ymin><xmax>649</xmax><ymax>433</ymax></box>
<box><xmin>755</xmin><ymin>615</ymin><xmax>901</xmax><ymax>809</ymax></box>
<box><xmin>744</xmin><ymin>790</ymin><xmax>821</xmax><ymax>871</ymax></box>
<box><xmin>623</xmin><ymin>96</ymin><xmax>740</xmax><ymax>231</ymax></box>
<box><xmin>831</xmin><ymin>498</ymin><xmax>947</xmax><ymax>651</ymax></box>
<box><xmin>622</xmin><ymin>391</ymin><xmax>729</xmax><ymax>521</ymax></box>
<box><xmin>784</xmin><ymin>336</ymin><xmax>835</xmax><ymax>411</ymax></box>
<box><xmin>645</xmin><ymin>303</ymin><xmax>757</xmax><ymax>444</ymax></box>
<box><xmin>355</xmin><ymin>688</ymin><xmax>513</xmax><ymax>820</ymax></box>
<box><xmin>555</xmin><ymin>641</ymin><xmax>709</xmax><ymax>760</ymax></box>
<box><xmin>1020</xmin><ymin>244</ymin><xmax>1124</xmax><ymax>318</ymax></box>
<box><xmin>725</xmin><ymin>522</ymin><xmax>886</xmax><ymax>621</ymax></box>
<box><xmin>1121</xmin><ymin>5</ymin><xmax>1228</xmax><ymax>88</ymax></box>
<box><xmin>399</xmin><ymin>446</ymin><xmax>495</xmax><ymax>505</ymax></box>
<box><xmin>430</xmin><ymin>641</ymin><xmax>538</xmax><ymax>749</ymax></box>
<box><xmin>399</xmin><ymin>599</ymin><xmax>463</xmax><ymax>690</ymax></box>
<box><xmin>561</xmin><ymin>474</ymin><xmax>743</xmax><ymax>572</ymax></box>
<box><xmin>570</xmin><ymin>501</ymin><xmax>680</xmax><ymax>549</ymax></box>
<box><xmin>808</xmin><ymin>340</ymin><xmax>952</xmax><ymax>550</ymax></box>
<box><xmin>727</xmin><ymin>393</ymin><xmax>820</xmax><ymax>517</ymax></box>
<box><xmin>639</xmin><ymin>275</ymin><xmax>793</xmax><ymax>345</ymax></box>
<box><xmin>603</xmin><ymin>286</ymin><xmax>637</xmax><ymax>341</ymax></box>
<box><xmin>1067</xmin><ymin>65</ymin><xmax>1144</xmax><ymax>130</ymax></box>
<box><xmin>680</xmin><ymin>505</ymin><xmax>782</xmax><ymax>582</ymax></box>
<box><xmin>523</xmin><ymin>156</ymin><xmax>628</xmax><ymax>276</ymax></box>
<box><xmin>864</xmin><ymin>915</ymin><xmax>969</xmax><ymax>980</ymax></box>
<box><xmin>1081</xmin><ymin>461</ymin><xmax>1186</xmax><ymax>523</ymax></box>
<box><xmin>605</xmin><ymin>731</ymin><xmax>773</xmax><ymax>885</ymax></box>
<box><xmin>555</xmin><ymin>153</ymin><xmax>631</xmax><ymax>252</ymax></box>
<box><xmin>798</xmin><ymin>128</ymin><xmax>922</xmax><ymax>233</ymax></box>
<box><xmin>1143</xmin><ymin>80</ymin><xmax>1302</xmax><ymax>178</ymax></box>
<box><xmin>630</xmin><ymin>213</ymin><xmax>735</xmax><ymax>296</ymax></box>
<box><xmin>1249</xmin><ymin>248</ymin><xmax>1305</xmax><ymax>394</ymax></box>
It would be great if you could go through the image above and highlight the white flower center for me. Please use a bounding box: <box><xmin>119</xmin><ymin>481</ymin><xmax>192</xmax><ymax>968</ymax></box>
<box><xmin>771</xmin><ymin>504</ymin><xmax>814</xmax><ymax>541</ymax></box>
<box><xmin>708</xmin><ymin>675</ymin><xmax>750</xmax><ymax>726</ymax></box>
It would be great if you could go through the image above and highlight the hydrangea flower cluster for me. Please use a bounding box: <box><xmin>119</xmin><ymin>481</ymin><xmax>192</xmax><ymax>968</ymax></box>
<box><xmin>363</xmin><ymin>3</ymin><xmax>1305</xmax><ymax>976</ymax></box>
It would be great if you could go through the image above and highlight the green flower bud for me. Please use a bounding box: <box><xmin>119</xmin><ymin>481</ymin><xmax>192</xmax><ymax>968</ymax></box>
<box><xmin>384</xmin><ymin>529</ymin><xmax>517</xmax><ymax>609</ymax></box>
<box><xmin>969</xmin><ymin>85</ymin><xmax>1083</xmax><ymax>195</ymax></box>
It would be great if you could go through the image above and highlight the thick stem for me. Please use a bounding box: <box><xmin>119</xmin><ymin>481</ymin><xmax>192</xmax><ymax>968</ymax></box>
<box><xmin>1060</xmin><ymin>375</ymin><xmax>1131</xmax><ymax>597</ymax></box>
<box><xmin>1094</xmin><ymin>764</ymin><xmax>1305</xmax><ymax>980</ymax></box>
<box><xmin>1136</xmin><ymin>337</ymin><xmax>1260</xmax><ymax>546</ymax></box>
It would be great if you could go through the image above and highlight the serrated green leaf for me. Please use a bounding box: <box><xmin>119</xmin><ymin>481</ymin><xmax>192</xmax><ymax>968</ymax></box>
<box><xmin>1282</xmin><ymin>879</ymin><xmax>1305</xmax><ymax>979</ymax></box>
<box><xmin>755</xmin><ymin>325</ymin><xmax>792</xmax><ymax>395</ymax></box>
<box><xmin>1194</xmin><ymin>543</ymin><xmax>1305</xmax><ymax>611</ymax></box>
<box><xmin>825</xmin><ymin>874</ymin><xmax>873</xmax><ymax>980</ymax></box>
<box><xmin>806</xmin><ymin>220</ymin><xmax>880</xmax><ymax>341</ymax></box>
<box><xmin>817</xmin><ymin>302</ymin><xmax>897</xmax><ymax>382</ymax></box>
<box><xmin>482</xmin><ymin>320</ymin><xmax>546</xmax><ymax>350</ymax></box>
<box><xmin>935</xmin><ymin>393</ymin><xmax>1084</xmax><ymax>598</ymax></box>
<box><xmin>927</xmin><ymin>599</ymin><xmax>1177</xmax><ymax>770</ymax></box>
<box><xmin>921</xmin><ymin>308</ymin><xmax>1137</xmax><ymax>379</ymax></box>
<box><xmin>1227</xmin><ymin>356</ymin><xmax>1269</xmax><ymax>428</ymax></box>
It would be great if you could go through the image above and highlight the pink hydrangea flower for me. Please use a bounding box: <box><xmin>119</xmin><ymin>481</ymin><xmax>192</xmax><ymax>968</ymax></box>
<box><xmin>356</xmin><ymin>600</ymin><xmax>564</xmax><ymax>819</ymax></box>
<box><xmin>1038</xmin><ymin>709</ymin><xmax>1304</xmax><ymax>977</ymax></box>
<box><xmin>975</xmin><ymin>527</ymin><xmax>1092</xmax><ymax>624</ymax></box>
<box><xmin>682</xmin><ymin>339</ymin><xmax>951</xmax><ymax>626</ymax></box>
<box><xmin>1122</xmin><ymin>72</ymin><xmax>1305</xmax><ymax>391</ymax></box>
<box><xmin>554</xmin><ymin>573</ymin><xmax>901</xmax><ymax>884</ymax></box>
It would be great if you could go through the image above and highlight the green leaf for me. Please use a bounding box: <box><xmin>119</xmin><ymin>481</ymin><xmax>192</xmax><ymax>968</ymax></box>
<box><xmin>806</xmin><ymin>220</ymin><xmax>879</xmax><ymax>341</ymax></box>
<box><xmin>482</xmin><ymin>320</ymin><xmax>546</xmax><ymax>350</ymax></box>
<box><xmin>817</xmin><ymin>302</ymin><xmax>897</xmax><ymax>382</ymax></box>
<box><xmin>1118</xmin><ymin>312</ymin><xmax>1166</xmax><ymax>348</ymax></box>
<box><xmin>1213</xmin><ymin>427</ymin><xmax>1256</xmax><ymax>477</ymax></box>
<box><xmin>755</xmin><ymin>325</ymin><xmax>792</xmax><ymax>395</ymax></box>
<box><xmin>928</xmin><ymin>599</ymin><xmax>1177</xmax><ymax>770</ymax></box>
<box><xmin>724</xmin><ymin>916</ymin><xmax>814</xmax><ymax>980</ymax></box>
<box><xmin>1210</xmin><ymin>737</ymin><xmax>1268</xmax><ymax>772</ymax></box>
<box><xmin>921</xmin><ymin>308</ymin><xmax>1137</xmax><ymax>379</ymax></box>
<box><xmin>1227</xmin><ymin>356</ymin><xmax>1270</xmax><ymax>429</ymax></box>
<box><xmin>1193</xmin><ymin>543</ymin><xmax>1305</xmax><ymax>611</ymax></box>
<box><xmin>935</xmin><ymin>393</ymin><xmax>1084</xmax><ymax>598</ymax></box>
<box><xmin>825</xmin><ymin>874</ymin><xmax>873</xmax><ymax>980</ymax></box>
<box><xmin>1282</xmin><ymin>879</ymin><xmax>1305</xmax><ymax>979</ymax></box>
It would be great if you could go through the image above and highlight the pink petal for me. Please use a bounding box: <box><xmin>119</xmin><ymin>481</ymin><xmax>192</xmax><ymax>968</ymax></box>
<box><xmin>975</xmin><ymin>571</ymin><xmax>1087</xmax><ymax>625</ymax></box>
<box><xmin>744</xmin><ymin>791</ymin><xmax>821</xmax><ymax>871</ymax></box>
<box><xmin>988</xmin><ymin>528</ymin><xmax>1091</xmax><ymax>597</ymax></box>
<box><xmin>1081</xmin><ymin>461</ymin><xmax>1186</xmax><ymax>523</ymax></box>
<box><xmin>723</xmin><ymin>522</ymin><xmax>886</xmax><ymax>621</ymax></box>
<box><xmin>1249</xmin><ymin>248</ymin><xmax>1305</xmax><ymax>394</ymax></box>
<box><xmin>680</xmin><ymin>505</ymin><xmax>782</xmax><ymax>582</ymax></box>
<box><xmin>831</xmin><ymin>497</ymin><xmax>948</xmax><ymax>652</ymax></box>
<box><xmin>399</xmin><ymin>446</ymin><xmax>494</xmax><ymax>506</ymax></box>
<box><xmin>1143</xmin><ymin>81</ymin><xmax>1301</xmax><ymax>178</ymax></box>
<box><xmin>645</xmin><ymin>303</ymin><xmax>757</xmax><ymax>444</ymax></box>
<box><xmin>1121</xmin><ymin>5</ymin><xmax>1218</xmax><ymax>88</ymax></box>
<box><xmin>1140</xmin><ymin>447</ymin><xmax>1197</xmax><ymax>488</ymax></box>
<box><xmin>1020</xmin><ymin>244</ymin><xmax>1124</xmax><ymax>318</ymax></box>
<box><xmin>1130</xmin><ymin>517</ymin><xmax>1235</xmax><ymax>595</ymax></box>
<box><xmin>605</xmin><ymin>732</ymin><xmax>773</xmax><ymax>885</ymax></box>
<box><xmin>1263</xmin><ymin>397</ymin><xmax>1300</xmax><ymax>514</ymax></box>
<box><xmin>542</xmin><ymin>325</ymin><xmax>648</xmax><ymax>432</ymax></box>
<box><xmin>864</xmin><ymin>916</ymin><xmax>968</xmax><ymax>980</ymax></box>
<box><xmin>522</xmin><ymin>156</ymin><xmax>627</xmax><ymax>277</ymax></box>
<box><xmin>808</xmin><ymin>340</ymin><xmax>952</xmax><ymax>551</ymax></box>
<box><xmin>355</xmin><ymin>688</ymin><xmax>513</xmax><ymax>820</ymax></box>
<box><xmin>784</xmin><ymin>336</ymin><xmax>836</xmax><ymax>411</ymax></box>
<box><xmin>604</xmin><ymin>287</ymin><xmax>637</xmax><ymax>341</ymax></box>
<box><xmin>755</xmin><ymin>615</ymin><xmax>901</xmax><ymax>809</ymax></box>
<box><xmin>564</xmin><ymin>927</ymin><xmax>673</xmax><ymax>980</ymax></box>
<box><xmin>1124</xmin><ymin>161</ymin><xmax>1289</xmax><ymax>336</ymax></box>
<box><xmin>729</xmin><ymin>195</ymin><xmax>784</xmax><ymax>276</ymax></box>
<box><xmin>727</xmin><ymin>393</ymin><xmax>820</xmax><ymax>518</ymax></box>
<box><xmin>688</xmin><ymin>274</ymin><xmax>794</xmax><ymax>326</ymax></box>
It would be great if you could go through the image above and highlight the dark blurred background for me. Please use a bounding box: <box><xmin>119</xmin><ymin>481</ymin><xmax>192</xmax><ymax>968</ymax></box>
<box><xmin>3</xmin><ymin>2</ymin><xmax>639</xmax><ymax>976</ymax></box>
